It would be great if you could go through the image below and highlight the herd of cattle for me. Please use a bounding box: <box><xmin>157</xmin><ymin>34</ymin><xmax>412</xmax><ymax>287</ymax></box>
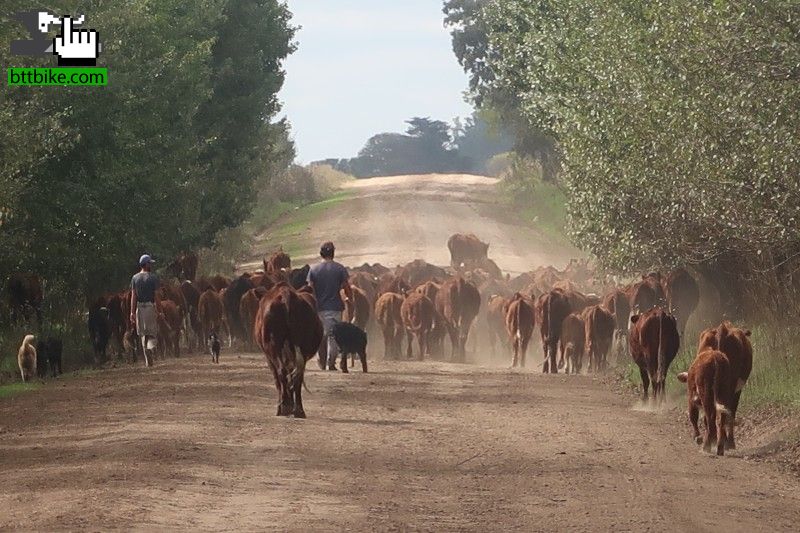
<box><xmin>7</xmin><ymin>234</ymin><xmax>752</xmax><ymax>454</ymax></box>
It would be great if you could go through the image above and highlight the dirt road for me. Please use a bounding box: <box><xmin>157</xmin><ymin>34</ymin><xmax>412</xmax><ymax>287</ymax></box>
<box><xmin>2</xmin><ymin>355</ymin><xmax>800</xmax><ymax>531</ymax></box>
<box><xmin>4</xmin><ymin>173</ymin><xmax>800</xmax><ymax>530</ymax></box>
<box><xmin>245</xmin><ymin>173</ymin><xmax>580</xmax><ymax>273</ymax></box>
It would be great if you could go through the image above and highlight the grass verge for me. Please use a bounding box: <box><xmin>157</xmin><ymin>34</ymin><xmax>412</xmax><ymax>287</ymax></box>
<box><xmin>0</xmin><ymin>381</ymin><xmax>42</xmax><ymax>399</ymax></box>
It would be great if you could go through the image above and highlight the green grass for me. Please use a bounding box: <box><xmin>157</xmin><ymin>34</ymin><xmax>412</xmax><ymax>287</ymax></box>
<box><xmin>512</xmin><ymin>181</ymin><xmax>569</xmax><ymax>242</ymax></box>
<box><xmin>620</xmin><ymin>324</ymin><xmax>800</xmax><ymax>412</ymax></box>
<box><xmin>0</xmin><ymin>381</ymin><xmax>42</xmax><ymax>398</ymax></box>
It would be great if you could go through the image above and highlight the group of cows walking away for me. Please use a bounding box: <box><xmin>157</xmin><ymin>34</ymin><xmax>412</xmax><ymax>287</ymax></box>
<box><xmin>7</xmin><ymin>234</ymin><xmax>753</xmax><ymax>455</ymax></box>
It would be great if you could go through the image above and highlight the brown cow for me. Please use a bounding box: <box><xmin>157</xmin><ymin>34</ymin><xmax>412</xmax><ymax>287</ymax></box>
<box><xmin>157</xmin><ymin>299</ymin><xmax>183</xmax><ymax>357</ymax></box>
<box><xmin>343</xmin><ymin>285</ymin><xmax>370</xmax><ymax>330</ymax></box>
<box><xmin>106</xmin><ymin>292</ymin><xmax>126</xmax><ymax>357</ymax></box>
<box><xmin>375</xmin><ymin>292</ymin><xmax>405</xmax><ymax>359</ymax></box>
<box><xmin>582</xmin><ymin>305</ymin><xmax>616</xmax><ymax>373</ymax></box>
<box><xmin>677</xmin><ymin>349</ymin><xmax>736</xmax><ymax>456</ymax></box>
<box><xmin>180</xmin><ymin>281</ymin><xmax>201</xmax><ymax>349</ymax></box>
<box><xmin>264</xmin><ymin>250</ymin><xmax>291</xmax><ymax>274</ymax></box>
<box><xmin>559</xmin><ymin>314</ymin><xmax>586</xmax><ymax>374</ymax></box>
<box><xmin>629</xmin><ymin>307</ymin><xmax>680</xmax><ymax>403</ymax></box>
<box><xmin>665</xmin><ymin>267</ymin><xmax>700</xmax><ymax>339</ymax></box>
<box><xmin>7</xmin><ymin>273</ymin><xmax>43</xmax><ymax>323</ymax></box>
<box><xmin>435</xmin><ymin>277</ymin><xmax>481</xmax><ymax>361</ymax></box>
<box><xmin>400</xmin><ymin>292</ymin><xmax>435</xmax><ymax>360</ymax></box>
<box><xmin>254</xmin><ymin>283</ymin><xmax>323</xmax><ymax>418</ymax></box>
<box><xmin>505</xmin><ymin>293</ymin><xmax>535</xmax><ymax>368</ymax></box>
<box><xmin>486</xmin><ymin>294</ymin><xmax>510</xmax><ymax>357</ymax></box>
<box><xmin>350</xmin><ymin>271</ymin><xmax>379</xmax><ymax>305</ymax></box>
<box><xmin>689</xmin><ymin>321</ymin><xmax>753</xmax><ymax>449</ymax></box>
<box><xmin>240</xmin><ymin>287</ymin><xmax>268</xmax><ymax>350</ymax></box>
<box><xmin>538</xmin><ymin>289</ymin><xmax>572</xmax><ymax>373</ymax></box>
<box><xmin>198</xmin><ymin>288</ymin><xmax>229</xmax><ymax>349</ymax></box>
<box><xmin>166</xmin><ymin>251</ymin><xmax>198</xmax><ymax>281</ymax></box>
<box><xmin>377</xmin><ymin>273</ymin><xmax>410</xmax><ymax>296</ymax></box>
<box><xmin>447</xmin><ymin>233</ymin><xmax>489</xmax><ymax>269</ymax></box>
<box><xmin>196</xmin><ymin>275</ymin><xmax>231</xmax><ymax>293</ymax></box>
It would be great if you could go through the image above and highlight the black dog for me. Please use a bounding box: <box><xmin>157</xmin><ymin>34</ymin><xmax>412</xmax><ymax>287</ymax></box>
<box><xmin>36</xmin><ymin>337</ymin><xmax>63</xmax><ymax>378</ymax></box>
<box><xmin>330</xmin><ymin>322</ymin><xmax>368</xmax><ymax>373</ymax></box>
<box><xmin>209</xmin><ymin>332</ymin><xmax>221</xmax><ymax>364</ymax></box>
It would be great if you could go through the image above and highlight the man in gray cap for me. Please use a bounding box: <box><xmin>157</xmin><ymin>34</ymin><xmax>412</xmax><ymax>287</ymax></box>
<box><xmin>129</xmin><ymin>254</ymin><xmax>160</xmax><ymax>367</ymax></box>
<box><xmin>307</xmin><ymin>242</ymin><xmax>352</xmax><ymax>370</ymax></box>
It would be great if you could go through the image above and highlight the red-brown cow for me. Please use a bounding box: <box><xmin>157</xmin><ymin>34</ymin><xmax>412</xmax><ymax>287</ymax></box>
<box><xmin>447</xmin><ymin>233</ymin><xmax>489</xmax><ymax>269</ymax></box>
<box><xmin>157</xmin><ymin>299</ymin><xmax>183</xmax><ymax>357</ymax></box>
<box><xmin>629</xmin><ymin>307</ymin><xmax>680</xmax><ymax>403</ymax></box>
<box><xmin>198</xmin><ymin>288</ymin><xmax>229</xmax><ymax>349</ymax></box>
<box><xmin>400</xmin><ymin>292</ymin><xmax>435</xmax><ymax>360</ymax></box>
<box><xmin>505</xmin><ymin>293</ymin><xmax>534</xmax><ymax>368</ymax></box>
<box><xmin>538</xmin><ymin>289</ymin><xmax>572</xmax><ymax>373</ymax></box>
<box><xmin>254</xmin><ymin>283</ymin><xmax>323</xmax><ymax>418</ymax></box>
<box><xmin>240</xmin><ymin>287</ymin><xmax>268</xmax><ymax>350</ymax></box>
<box><xmin>435</xmin><ymin>277</ymin><xmax>481</xmax><ymax>361</ymax></box>
<box><xmin>343</xmin><ymin>285</ymin><xmax>371</xmax><ymax>330</ymax></box>
<box><xmin>375</xmin><ymin>292</ymin><xmax>405</xmax><ymax>359</ymax></box>
<box><xmin>486</xmin><ymin>294</ymin><xmax>510</xmax><ymax>356</ymax></box>
<box><xmin>263</xmin><ymin>250</ymin><xmax>291</xmax><ymax>275</ymax></box>
<box><xmin>686</xmin><ymin>321</ymin><xmax>753</xmax><ymax>450</ymax></box>
<box><xmin>582</xmin><ymin>305</ymin><xmax>616</xmax><ymax>373</ymax></box>
<box><xmin>677</xmin><ymin>349</ymin><xmax>736</xmax><ymax>456</ymax></box>
<box><xmin>559</xmin><ymin>314</ymin><xmax>586</xmax><ymax>374</ymax></box>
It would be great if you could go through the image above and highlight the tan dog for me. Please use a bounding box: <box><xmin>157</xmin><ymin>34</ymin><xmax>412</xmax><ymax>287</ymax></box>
<box><xmin>18</xmin><ymin>334</ymin><xmax>37</xmax><ymax>382</ymax></box>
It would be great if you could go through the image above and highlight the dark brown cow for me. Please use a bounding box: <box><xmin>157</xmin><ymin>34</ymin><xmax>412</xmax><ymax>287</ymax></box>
<box><xmin>343</xmin><ymin>285</ymin><xmax>370</xmax><ymax>330</ymax></box>
<box><xmin>538</xmin><ymin>289</ymin><xmax>572</xmax><ymax>373</ymax></box>
<box><xmin>400</xmin><ymin>292</ymin><xmax>435</xmax><ymax>360</ymax></box>
<box><xmin>240</xmin><ymin>287</ymin><xmax>268</xmax><ymax>350</ymax></box>
<box><xmin>106</xmin><ymin>292</ymin><xmax>126</xmax><ymax>357</ymax></box>
<box><xmin>435</xmin><ymin>277</ymin><xmax>481</xmax><ymax>361</ymax></box>
<box><xmin>689</xmin><ymin>321</ymin><xmax>753</xmax><ymax>450</ymax></box>
<box><xmin>375</xmin><ymin>292</ymin><xmax>405</xmax><ymax>359</ymax></box>
<box><xmin>559</xmin><ymin>314</ymin><xmax>586</xmax><ymax>374</ymax></box>
<box><xmin>416</xmin><ymin>281</ymin><xmax>446</xmax><ymax>357</ymax></box>
<box><xmin>263</xmin><ymin>250</ymin><xmax>291</xmax><ymax>274</ymax></box>
<box><xmin>447</xmin><ymin>233</ymin><xmax>489</xmax><ymax>269</ymax></box>
<box><xmin>198</xmin><ymin>288</ymin><xmax>229</xmax><ymax>349</ymax></box>
<box><xmin>396</xmin><ymin>259</ymin><xmax>447</xmax><ymax>289</ymax></box>
<box><xmin>665</xmin><ymin>267</ymin><xmax>700</xmax><ymax>338</ymax></box>
<box><xmin>582</xmin><ymin>305</ymin><xmax>616</xmax><ymax>372</ymax></box>
<box><xmin>629</xmin><ymin>307</ymin><xmax>680</xmax><ymax>403</ymax></box>
<box><xmin>377</xmin><ymin>273</ymin><xmax>410</xmax><ymax>296</ymax></box>
<box><xmin>254</xmin><ymin>283</ymin><xmax>323</xmax><ymax>418</ymax></box>
<box><xmin>486</xmin><ymin>294</ymin><xmax>510</xmax><ymax>356</ymax></box>
<box><xmin>628</xmin><ymin>273</ymin><xmax>667</xmax><ymax>314</ymax></box>
<box><xmin>7</xmin><ymin>273</ymin><xmax>43</xmax><ymax>323</ymax></box>
<box><xmin>166</xmin><ymin>251</ymin><xmax>199</xmax><ymax>281</ymax></box>
<box><xmin>677</xmin><ymin>349</ymin><xmax>736</xmax><ymax>456</ymax></box>
<box><xmin>350</xmin><ymin>271</ymin><xmax>379</xmax><ymax>305</ymax></box>
<box><xmin>180</xmin><ymin>281</ymin><xmax>201</xmax><ymax>348</ymax></box>
<box><xmin>505</xmin><ymin>293</ymin><xmax>534</xmax><ymax>368</ymax></box>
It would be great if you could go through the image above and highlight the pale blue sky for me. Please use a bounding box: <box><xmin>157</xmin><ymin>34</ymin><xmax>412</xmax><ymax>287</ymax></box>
<box><xmin>279</xmin><ymin>0</ymin><xmax>473</xmax><ymax>163</ymax></box>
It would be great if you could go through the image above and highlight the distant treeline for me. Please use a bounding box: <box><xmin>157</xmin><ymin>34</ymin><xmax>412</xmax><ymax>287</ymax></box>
<box><xmin>314</xmin><ymin>113</ymin><xmax>512</xmax><ymax>178</ymax></box>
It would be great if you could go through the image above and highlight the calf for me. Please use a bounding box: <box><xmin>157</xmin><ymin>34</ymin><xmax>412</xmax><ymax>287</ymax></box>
<box><xmin>582</xmin><ymin>305</ymin><xmax>616</xmax><ymax>373</ymax></box>
<box><xmin>400</xmin><ymin>292</ymin><xmax>435</xmax><ymax>360</ymax></box>
<box><xmin>677</xmin><ymin>349</ymin><xmax>736</xmax><ymax>456</ymax></box>
<box><xmin>559</xmin><ymin>314</ymin><xmax>586</xmax><ymax>374</ymax></box>
<box><xmin>505</xmin><ymin>293</ymin><xmax>534</xmax><ymax>368</ymax></box>
<box><xmin>629</xmin><ymin>307</ymin><xmax>680</xmax><ymax>404</ymax></box>
<box><xmin>209</xmin><ymin>332</ymin><xmax>221</xmax><ymax>364</ymax></box>
<box><xmin>375</xmin><ymin>292</ymin><xmax>405</xmax><ymax>359</ymax></box>
<box><xmin>17</xmin><ymin>334</ymin><xmax>37</xmax><ymax>382</ymax></box>
<box><xmin>331</xmin><ymin>322</ymin><xmax>368</xmax><ymax>373</ymax></box>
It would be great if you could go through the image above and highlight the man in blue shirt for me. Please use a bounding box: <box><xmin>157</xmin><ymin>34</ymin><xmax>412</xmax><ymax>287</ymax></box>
<box><xmin>130</xmin><ymin>254</ymin><xmax>159</xmax><ymax>367</ymax></box>
<box><xmin>307</xmin><ymin>242</ymin><xmax>353</xmax><ymax>371</ymax></box>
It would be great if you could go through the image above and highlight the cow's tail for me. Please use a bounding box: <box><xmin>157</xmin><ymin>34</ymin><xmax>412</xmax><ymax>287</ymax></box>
<box><xmin>656</xmin><ymin>309</ymin><xmax>666</xmax><ymax>385</ymax></box>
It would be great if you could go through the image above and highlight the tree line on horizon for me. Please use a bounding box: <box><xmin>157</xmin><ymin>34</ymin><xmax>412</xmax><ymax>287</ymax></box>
<box><xmin>313</xmin><ymin>113</ymin><xmax>513</xmax><ymax>179</ymax></box>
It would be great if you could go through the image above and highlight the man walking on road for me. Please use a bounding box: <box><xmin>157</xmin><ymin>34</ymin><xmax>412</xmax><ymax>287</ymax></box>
<box><xmin>307</xmin><ymin>242</ymin><xmax>353</xmax><ymax>371</ymax></box>
<box><xmin>130</xmin><ymin>254</ymin><xmax>160</xmax><ymax>367</ymax></box>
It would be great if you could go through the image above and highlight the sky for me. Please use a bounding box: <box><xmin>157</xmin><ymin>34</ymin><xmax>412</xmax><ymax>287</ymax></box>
<box><xmin>279</xmin><ymin>0</ymin><xmax>474</xmax><ymax>163</ymax></box>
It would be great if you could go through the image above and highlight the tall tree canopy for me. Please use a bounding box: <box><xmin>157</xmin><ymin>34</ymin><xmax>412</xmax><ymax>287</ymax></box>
<box><xmin>0</xmin><ymin>0</ymin><xmax>296</xmax><ymax>299</ymax></box>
